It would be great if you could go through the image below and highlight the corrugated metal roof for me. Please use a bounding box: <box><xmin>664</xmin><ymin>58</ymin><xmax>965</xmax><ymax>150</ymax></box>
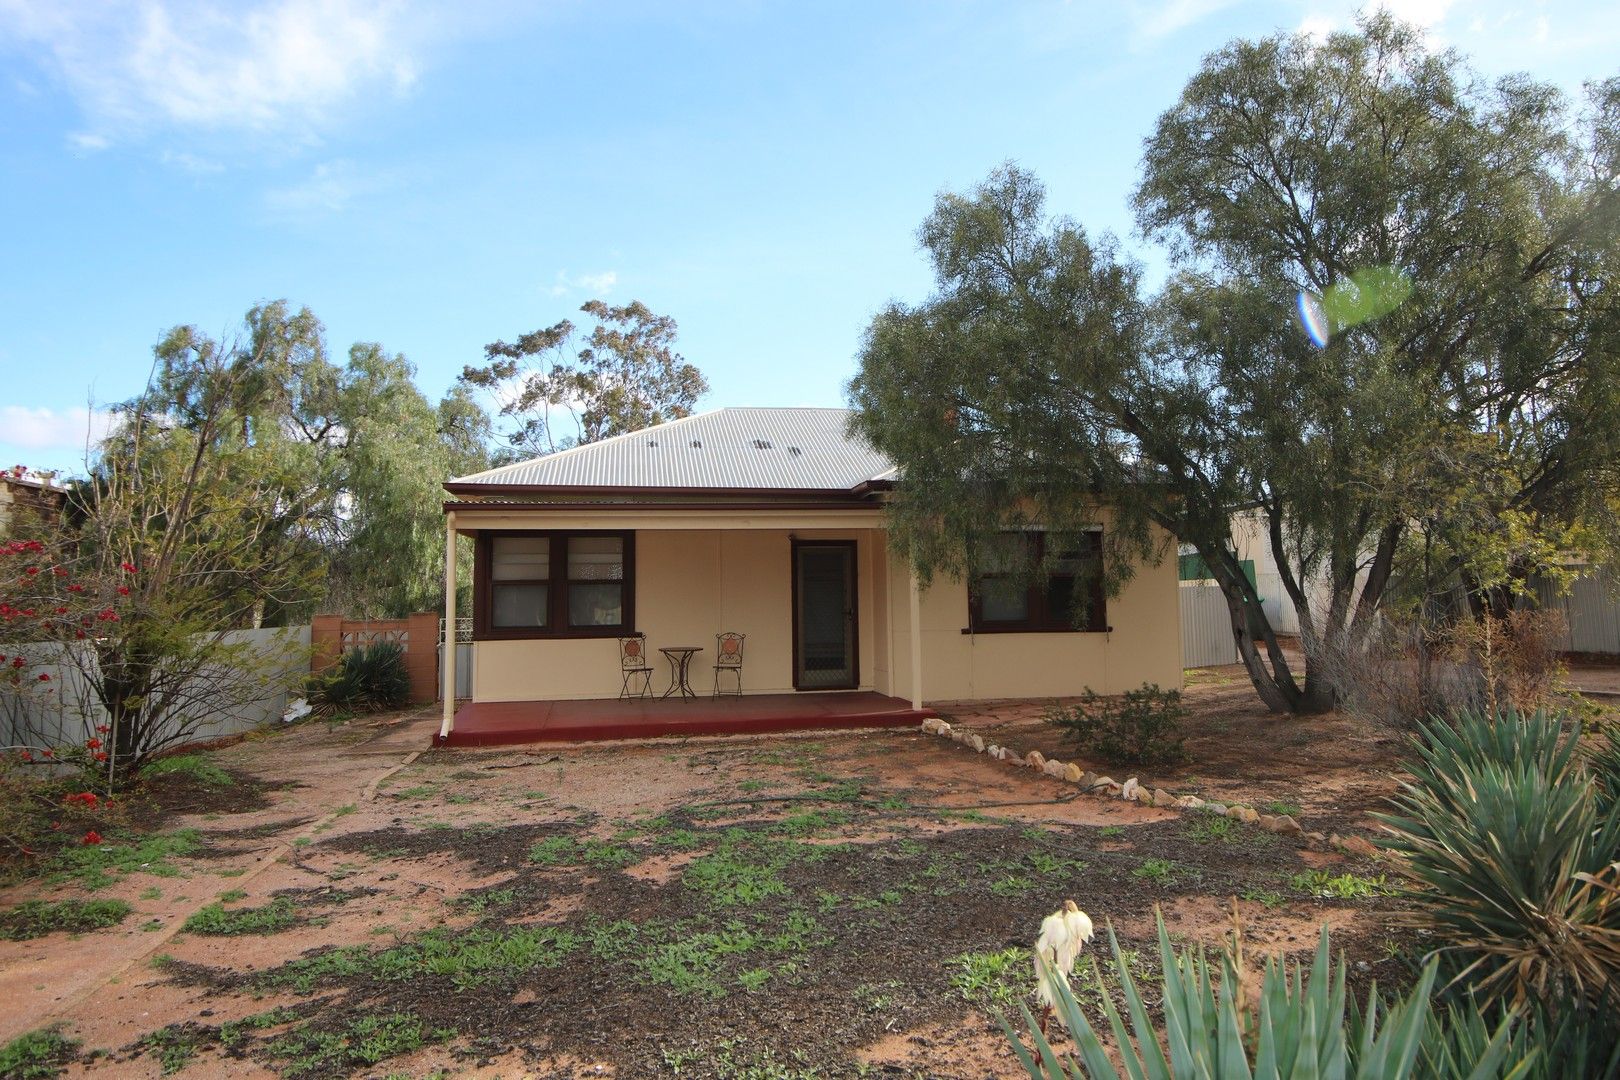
<box><xmin>448</xmin><ymin>408</ymin><xmax>894</xmax><ymax>492</ymax></box>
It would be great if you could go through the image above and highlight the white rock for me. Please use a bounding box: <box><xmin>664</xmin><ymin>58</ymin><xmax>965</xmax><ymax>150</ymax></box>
<box><xmin>968</xmin><ymin>735</ymin><xmax>985</xmax><ymax>753</ymax></box>
<box><xmin>1119</xmin><ymin>777</ymin><xmax>1140</xmax><ymax>800</ymax></box>
<box><xmin>1044</xmin><ymin>760</ymin><xmax>1067</xmax><ymax>778</ymax></box>
<box><xmin>1064</xmin><ymin>763</ymin><xmax>1083</xmax><ymax>783</ymax></box>
<box><xmin>1025</xmin><ymin>750</ymin><xmax>1047</xmax><ymax>769</ymax></box>
<box><xmin>1205</xmin><ymin>803</ymin><xmax>1229</xmax><ymax>816</ymax></box>
<box><xmin>1152</xmin><ymin>788</ymin><xmax>1175</xmax><ymax>807</ymax></box>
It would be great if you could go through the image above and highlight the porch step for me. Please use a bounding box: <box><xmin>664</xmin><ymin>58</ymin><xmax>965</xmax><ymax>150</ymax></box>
<box><xmin>436</xmin><ymin>691</ymin><xmax>935</xmax><ymax>747</ymax></box>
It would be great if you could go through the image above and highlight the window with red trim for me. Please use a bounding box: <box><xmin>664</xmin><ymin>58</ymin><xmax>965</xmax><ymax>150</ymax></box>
<box><xmin>967</xmin><ymin>531</ymin><xmax>1106</xmax><ymax>633</ymax></box>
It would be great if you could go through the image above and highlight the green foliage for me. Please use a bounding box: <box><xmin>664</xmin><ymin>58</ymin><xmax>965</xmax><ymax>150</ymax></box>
<box><xmin>265</xmin><ymin>1013</ymin><xmax>453</xmax><ymax>1078</ymax></box>
<box><xmin>1131</xmin><ymin>858</ymin><xmax>1175</xmax><ymax>882</ymax></box>
<box><xmin>0</xmin><ymin>1028</ymin><xmax>79</xmax><ymax>1080</ymax></box>
<box><xmin>0</xmin><ymin>898</ymin><xmax>132</xmax><ymax>940</ymax></box>
<box><xmin>1002</xmin><ymin>915</ymin><xmax>1534</xmax><ymax>1079</ymax></box>
<box><xmin>142</xmin><ymin>754</ymin><xmax>234</xmax><ymax>788</ymax></box>
<box><xmin>526</xmin><ymin>835</ymin><xmax>640</xmax><ymax>871</ymax></box>
<box><xmin>851</xmin><ymin>18</ymin><xmax>1620</xmax><ymax>717</ymax></box>
<box><xmin>1377</xmin><ymin>709</ymin><xmax>1620</xmax><ymax>1012</ymax></box>
<box><xmin>137</xmin><ymin>1025</ymin><xmax>205</xmax><ymax>1075</ymax></box>
<box><xmin>1047</xmin><ymin>684</ymin><xmax>1190</xmax><ymax>767</ymax></box>
<box><xmin>312</xmin><ymin>642</ymin><xmax>411</xmax><ymax>712</ymax></box>
<box><xmin>1290</xmin><ymin>870</ymin><xmax>1392</xmax><ymax>900</ymax></box>
<box><xmin>264</xmin><ymin>924</ymin><xmax>580</xmax><ymax>994</ymax></box>
<box><xmin>951</xmin><ymin>947</ymin><xmax>1031</xmax><ymax>1010</ymax></box>
<box><xmin>50</xmin><ymin>830</ymin><xmax>201</xmax><ymax>890</ymax></box>
<box><xmin>464</xmin><ymin>299</ymin><xmax>709</xmax><ymax>458</ymax></box>
<box><xmin>182</xmin><ymin>897</ymin><xmax>298</xmax><ymax>936</ymax></box>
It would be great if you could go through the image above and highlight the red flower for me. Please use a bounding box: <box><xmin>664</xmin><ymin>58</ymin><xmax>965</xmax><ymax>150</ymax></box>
<box><xmin>19</xmin><ymin>750</ymin><xmax>31</xmax><ymax>762</ymax></box>
<box><xmin>53</xmin><ymin>567</ymin><xmax>68</xmax><ymax>577</ymax></box>
<box><xmin>120</xmin><ymin>562</ymin><xmax>138</xmax><ymax>573</ymax></box>
<box><xmin>94</xmin><ymin>752</ymin><xmax>108</xmax><ymax>762</ymax></box>
<box><xmin>42</xmin><ymin>748</ymin><xmax>54</xmax><ymax>758</ymax></box>
<box><xmin>96</xmin><ymin>724</ymin><xmax>109</xmax><ymax>734</ymax></box>
<box><xmin>54</xmin><ymin>606</ymin><xmax>68</xmax><ymax>615</ymax></box>
<box><xmin>67</xmin><ymin>584</ymin><xmax>84</xmax><ymax>593</ymax></box>
<box><xmin>23</xmin><ymin>566</ymin><xmax>38</xmax><ymax>576</ymax></box>
<box><xmin>81</xmin><ymin>831</ymin><xmax>102</xmax><ymax>846</ymax></box>
<box><xmin>65</xmin><ymin>792</ymin><xmax>97</xmax><ymax>807</ymax></box>
<box><xmin>37</xmin><ymin>673</ymin><xmax>49</xmax><ymax>682</ymax></box>
<box><xmin>85</xmin><ymin>737</ymin><xmax>102</xmax><ymax>750</ymax></box>
<box><xmin>117</xmin><ymin>586</ymin><xmax>130</xmax><ymax>596</ymax></box>
<box><xmin>10</xmin><ymin>657</ymin><xmax>22</xmax><ymax>669</ymax></box>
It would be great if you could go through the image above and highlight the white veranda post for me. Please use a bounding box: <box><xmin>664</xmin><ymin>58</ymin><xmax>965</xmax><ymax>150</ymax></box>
<box><xmin>440</xmin><ymin>513</ymin><xmax>458</xmax><ymax>740</ymax></box>
<box><xmin>909</xmin><ymin>566</ymin><xmax>924</xmax><ymax>710</ymax></box>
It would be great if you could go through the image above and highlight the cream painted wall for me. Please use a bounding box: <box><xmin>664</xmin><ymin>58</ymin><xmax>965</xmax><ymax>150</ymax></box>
<box><xmin>887</xmin><ymin>524</ymin><xmax>1183</xmax><ymax>702</ymax></box>
<box><xmin>470</xmin><ymin>528</ymin><xmax>884</xmax><ymax>702</ymax></box>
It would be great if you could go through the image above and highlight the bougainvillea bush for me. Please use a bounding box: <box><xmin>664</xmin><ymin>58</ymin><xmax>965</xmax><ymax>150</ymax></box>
<box><xmin>0</xmin><ymin>340</ymin><xmax>321</xmax><ymax>786</ymax></box>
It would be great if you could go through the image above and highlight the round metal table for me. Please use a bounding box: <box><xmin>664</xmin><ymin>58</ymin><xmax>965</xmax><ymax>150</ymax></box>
<box><xmin>659</xmin><ymin>645</ymin><xmax>704</xmax><ymax>700</ymax></box>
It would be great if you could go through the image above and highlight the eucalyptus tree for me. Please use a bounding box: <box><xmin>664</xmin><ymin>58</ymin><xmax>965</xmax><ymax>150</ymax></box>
<box><xmin>851</xmin><ymin>16</ymin><xmax>1620</xmax><ymax>714</ymax></box>
<box><xmin>463</xmin><ymin>299</ymin><xmax>709</xmax><ymax>459</ymax></box>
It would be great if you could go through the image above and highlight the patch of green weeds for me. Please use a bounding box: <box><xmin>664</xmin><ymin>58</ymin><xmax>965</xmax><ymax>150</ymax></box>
<box><xmin>1241</xmin><ymin>887</ymin><xmax>1285</xmax><ymax>908</ymax></box>
<box><xmin>737</xmin><ymin>779</ymin><xmax>770</xmax><ymax>793</ymax></box>
<box><xmin>737</xmin><ymin>967</ymin><xmax>771</xmax><ymax>992</ymax></box>
<box><xmin>1099</xmin><ymin>826</ymin><xmax>1123</xmax><ymax>838</ymax></box>
<box><xmin>682</xmin><ymin>836</ymin><xmax>799</xmax><ymax>907</ymax></box>
<box><xmin>526</xmin><ymin>836</ymin><xmax>640</xmax><ymax>871</ymax></box>
<box><xmin>1184</xmin><ymin>814</ymin><xmax>1238</xmax><ymax>843</ymax></box>
<box><xmin>139</xmin><ymin>887</ymin><xmax>162</xmax><ymax>900</ymax></box>
<box><xmin>1132</xmin><ymin>858</ymin><xmax>1176</xmax><ymax>883</ymax></box>
<box><xmin>51</xmin><ymin>830</ymin><xmax>202</xmax><ymax>890</ymax></box>
<box><xmin>219</xmin><ymin>1005</ymin><xmax>301</xmax><ymax>1049</ymax></box>
<box><xmin>949</xmin><ymin>947</ymin><xmax>1028</xmax><ymax>1009</ymax></box>
<box><xmin>265</xmin><ymin>1013</ymin><xmax>453</xmax><ymax>1078</ymax></box>
<box><xmin>989</xmin><ymin>875</ymin><xmax>1036</xmax><ymax>896</ymax></box>
<box><xmin>137</xmin><ymin>1024</ymin><xmax>207</xmax><ymax>1074</ymax></box>
<box><xmin>0</xmin><ymin>898</ymin><xmax>132</xmax><ymax>940</ymax></box>
<box><xmin>1289</xmin><ymin>870</ymin><xmax>1392</xmax><ymax>899</ymax></box>
<box><xmin>454</xmin><ymin>888</ymin><xmax>515</xmax><ymax>915</ymax></box>
<box><xmin>182</xmin><ymin>897</ymin><xmax>298</xmax><ymax>936</ymax></box>
<box><xmin>1262</xmin><ymin>799</ymin><xmax>1302</xmax><ymax>817</ymax></box>
<box><xmin>217</xmin><ymin>889</ymin><xmax>247</xmax><ymax>903</ymax></box>
<box><xmin>653</xmin><ymin>828</ymin><xmax>705</xmax><ymax>852</ymax></box>
<box><xmin>771</xmin><ymin>809</ymin><xmax>852</xmax><ymax>837</ymax></box>
<box><xmin>264</xmin><ymin>925</ymin><xmax>579</xmax><ymax>993</ymax></box>
<box><xmin>144</xmin><ymin>754</ymin><xmax>234</xmax><ymax>787</ymax></box>
<box><xmin>0</xmin><ymin>1027</ymin><xmax>79</xmax><ymax>1079</ymax></box>
<box><xmin>394</xmin><ymin>786</ymin><xmax>437</xmax><ymax>800</ymax></box>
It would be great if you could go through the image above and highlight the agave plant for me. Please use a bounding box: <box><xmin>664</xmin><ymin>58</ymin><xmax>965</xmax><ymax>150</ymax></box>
<box><xmin>1001</xmin><ymin>911</ymin><xmax>1532</xmax><ymax>1079</ymax></box>
<box><xmin>311</xmin><ymin>641</ymin><xmax>412</xmax><ymax>711</ymax></box>
<box><xmin>1376</xmin><ymin>709</ymin><xmax>1620</xmax><ymax>1011</ymax></box>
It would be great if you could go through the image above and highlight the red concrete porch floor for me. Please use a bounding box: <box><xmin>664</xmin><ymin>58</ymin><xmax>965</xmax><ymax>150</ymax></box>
<box><xmin>436</xmin><ymin>692</ymin><xmax>936</xmax><ymax>747</ymax></box>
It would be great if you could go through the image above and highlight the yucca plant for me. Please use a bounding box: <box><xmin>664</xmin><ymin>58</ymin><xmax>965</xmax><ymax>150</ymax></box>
<box><xmin>1001</xmin><ymin>912</ymin><xmax>1532</xmax><ymax>1079</ymax></box>
<box><xmin>310</xmin><ymin>641</ymin><xmax>412</xmax><ymax>712</ymax></box>
<box><xmin>1376</xmin><ymin>709</ymin><xmax>1620</xmax><ymax>1011</ymax></box>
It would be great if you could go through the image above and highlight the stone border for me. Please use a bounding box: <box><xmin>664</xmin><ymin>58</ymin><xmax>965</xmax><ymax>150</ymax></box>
<box><xmin>918</xmin><ymin>717</ymin><xmax>1372</xmax><ymax>855</ymax></box>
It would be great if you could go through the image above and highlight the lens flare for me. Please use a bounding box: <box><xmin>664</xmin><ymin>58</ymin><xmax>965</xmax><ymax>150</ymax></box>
<box><xmin>1297</xmin><ymin>290</ymin><xmax>1331</xmax><ymax>348</ymax></box>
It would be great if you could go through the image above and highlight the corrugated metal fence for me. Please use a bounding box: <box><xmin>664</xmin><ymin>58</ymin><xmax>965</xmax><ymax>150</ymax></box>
<box><xmin>1532</xmin><ymin>569</ymin><xmax>1620</xmax><ymax>655</ymax></box>
<box><xmin>0</xmin><ymin>625</ymin><xmax>311</xmax><ymax>751</ymax></box>
<box><xmin>1181</xmin><ymin>585</ymin><xmax>1238</xmax><ymax>668</ymax></box>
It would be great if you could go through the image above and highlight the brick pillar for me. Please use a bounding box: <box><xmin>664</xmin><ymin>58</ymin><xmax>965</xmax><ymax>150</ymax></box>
<box><xmin>404</xmin><ymin>612</ymin><xmax>439</xmax><ymax>704</ymax></box>
<box><xmin>311</xmin><ymin>614</ymin><xmax>343</xmax><ymax>675</ymax></box>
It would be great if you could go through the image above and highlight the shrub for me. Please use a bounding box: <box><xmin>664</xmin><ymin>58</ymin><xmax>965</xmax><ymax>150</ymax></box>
<box><xmin>1377</xmin><ymin>708</ymin><xmax>1620</xmax><ymax>1013</ymax></box>
<box><xmin>1002</xmin><ymin>911</ymin><xmax>1533</xmax><ymax>1079</ymax></box>
<box><xmin>0</xmin><ymin>898</ymin><xmax>132</xmax><ymax>940</ymax></box>
<box><xmin>1046</xmin><ymin>683</ymin><xmax>1189</xmax><ymax>767</ymax></box>
<box><xmin>311</xmin><ymin>642</ymin><xmax>410</xmax><ymax>712</ymax></box>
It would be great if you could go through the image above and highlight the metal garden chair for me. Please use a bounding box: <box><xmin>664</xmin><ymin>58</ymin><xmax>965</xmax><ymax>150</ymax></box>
<box><xmin>713</xmin><ymin>632</ymin><xmax>745</xmax><ymax>697</ymax></box>
<box><xmin>619</xmin><ymin>634</ymin><xmax>654</xmax><ymax>700</ymax></box>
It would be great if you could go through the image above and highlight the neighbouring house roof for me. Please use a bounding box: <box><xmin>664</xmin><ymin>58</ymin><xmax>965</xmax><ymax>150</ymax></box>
<box><xmin>446</xmin><ymin>408</ymin><xmax>894</xmax><ymax>496</ymax></box>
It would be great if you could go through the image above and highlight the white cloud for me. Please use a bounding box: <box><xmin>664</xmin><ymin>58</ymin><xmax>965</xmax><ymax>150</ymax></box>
<box><xmin>67</xmin><ymin>130</ymin><xmax>107</xmax><ymax>150</ymax></box>
<box><xmin>1376</xmin><ymin>0</ymin><xmax>1454</xmax><ymax>29</ymax></box>
<box><xmin>1298</xmin><ymin>14</ymin><xmax>1337</xmax><ymax>40</ymax></box>
<box><xmin>0</xmin><ymin>406</ymin><xmax>115</xmax><ymax>452</ymax></box>
<box><xmin>546</xmin><ymin>270</ymin><xmax>619</xmax><ymax>297</ymax></box>
<box><xmin>1132</xmin><ymin>0</ymin><xmax>1243</xmax><ymax>40</ymax></box>
<box><xmin>0</xmin><ymin>0</ymin><xmax>427</xmax><ymax>143</ymax></box>
<box><xmin>264</xmin><ymin>159</ymin><xmax>379</xmax><ymax>214</ymax></box>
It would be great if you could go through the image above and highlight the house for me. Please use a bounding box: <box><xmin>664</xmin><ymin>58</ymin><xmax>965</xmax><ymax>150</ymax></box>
<box><xmin>437</xmin><ymin>408</ymin><xmax>1180</xmax><ymax>742</ymax></box>
<box><xmin>0</xmin><ymin>470</ymin><xmax>67</xmax><ymax>537</ymax></box>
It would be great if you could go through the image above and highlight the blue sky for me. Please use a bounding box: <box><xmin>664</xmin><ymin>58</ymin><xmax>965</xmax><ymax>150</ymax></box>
<box><xmin>2</xmin><ymin>0</ymin><xmax>1616</xmax><ymax>476</ymax></box>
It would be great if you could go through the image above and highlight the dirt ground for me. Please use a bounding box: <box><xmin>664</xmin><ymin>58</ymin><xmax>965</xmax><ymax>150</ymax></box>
<box><xmin>0</xmin><ymin>671</ymin><xmax>1426</xmax><ymax>1080</ymax></box>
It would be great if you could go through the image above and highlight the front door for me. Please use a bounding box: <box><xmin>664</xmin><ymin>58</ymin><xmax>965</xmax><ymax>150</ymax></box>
<box><xmin>793</xmin><ymin>541</ymin><xmax>858</xmax><ymax>690</ymax></box>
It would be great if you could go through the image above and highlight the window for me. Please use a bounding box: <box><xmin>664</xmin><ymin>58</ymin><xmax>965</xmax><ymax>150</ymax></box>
<box><xmin>476</xmin><ymin>531</ymin><xmax>633</xmax><ymax>639</ymax></box>
<box><xmin>967</xmin><ymin>530</ymin><xmax>1106</xmax><ymax>633</ymax></box>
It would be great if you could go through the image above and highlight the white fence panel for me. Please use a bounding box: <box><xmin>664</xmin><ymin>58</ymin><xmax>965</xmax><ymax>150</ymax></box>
<box><xmin>1181</xmin><ymin>585</ymin><xmax>1238</xmax><ymax>668</ymax></box>
<box><xmin>1</xmin><ymin>625</ymin><xmax>310</xmax><ymax>750</ymax></box>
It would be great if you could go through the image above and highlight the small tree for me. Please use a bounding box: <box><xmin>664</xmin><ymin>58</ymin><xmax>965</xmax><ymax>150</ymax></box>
<box><xmin>462</xmin><ymin>299</ymin><xmax>709</xmax><ymax>459</ymax></box>
<box><xmin>2</xmin><ymin>340</ymin><xmax>323</xmax><ymax>784</ymax></box>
